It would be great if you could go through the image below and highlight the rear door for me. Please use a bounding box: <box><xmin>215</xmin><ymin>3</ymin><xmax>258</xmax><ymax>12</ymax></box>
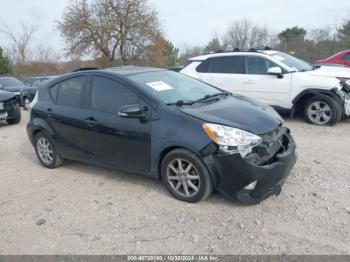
<box><xmin>241</xmin><ymin>55</ymin><xmax>292</xmax><ymax>108</ymax></box>
<box><xmin>194</xmin><ymin>56</ymin><xmax>244</xmax><ymax>94</ymax></box>
<box><xmin>84</xmin><ymin>75</ymin><xmax>152</xmax><ymax>172</ymax></box>
<box><xmin>46</xmin><ymin>75</ymin><xmax>92</xmax><ymax>161</ymax></box>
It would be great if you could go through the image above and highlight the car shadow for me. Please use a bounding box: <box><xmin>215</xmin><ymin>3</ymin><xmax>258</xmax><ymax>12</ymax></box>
<box><xmin>19</xmin><ymin>140</ymin><xmax>241</xmax><ymax>207</ymax></box>
<box><xmin>0</xmin><ymin>120</ymin><xmax>9</xmax><ymax>128</ymax></box>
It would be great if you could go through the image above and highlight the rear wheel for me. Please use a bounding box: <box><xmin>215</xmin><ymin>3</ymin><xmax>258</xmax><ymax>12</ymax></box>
<box><xmin>34</xmin><ymin>132</ymin><xmax>64</xmax><ymax>169</ymax></box>
<box><xmin>304</xmin><ymin>95</ymin><xmax>341</xmax><ymax>125</ymax></box>
<box><xmin>161</xmin><ymin>149</ymin><xmax>213</xmax><ymax>203</ymax></box>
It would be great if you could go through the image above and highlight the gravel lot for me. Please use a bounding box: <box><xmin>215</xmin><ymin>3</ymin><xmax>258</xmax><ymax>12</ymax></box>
<box><xmin>0</xmin><ymin>111</ymin><xmax>349</xmax><ymax>255</ymax></box>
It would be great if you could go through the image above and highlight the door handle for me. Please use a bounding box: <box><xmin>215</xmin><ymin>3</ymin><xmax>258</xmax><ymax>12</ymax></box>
<box><xmin>243</xmin><ymin>80</ymin><xmax>254</xmax><ymax>84</ymax></box>
<box><xmin>46</xmin><ymin>108</ymin><xmax>53</xmax><ymax>117</ymax></box>
<box><xmin>84</xmin><ymin>118</ymin><xmax>97</xmax><ymax>127</ymax></box>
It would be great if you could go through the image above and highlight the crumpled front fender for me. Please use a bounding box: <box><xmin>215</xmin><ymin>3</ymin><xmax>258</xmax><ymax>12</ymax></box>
<box><xmin>0</xmin><ymin>90</ymin><xmax>20</xmax><ymax>101</ymax></box>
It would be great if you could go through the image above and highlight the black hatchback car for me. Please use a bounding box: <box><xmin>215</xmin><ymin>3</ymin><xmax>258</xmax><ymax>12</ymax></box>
<box><xmin>27</xmin><ymin>67</ymin><xmax>297</xmax><ymax>204</ymax></box>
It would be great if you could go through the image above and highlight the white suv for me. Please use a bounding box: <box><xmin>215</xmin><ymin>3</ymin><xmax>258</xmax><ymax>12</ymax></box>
<box><xmin>181</xmin><ymin>49</ymin><xmax>350</xmax><ymax>125</ymax></box>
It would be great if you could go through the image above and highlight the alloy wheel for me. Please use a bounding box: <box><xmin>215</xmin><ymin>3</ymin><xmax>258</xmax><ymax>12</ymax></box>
<box><xmin>307</xmin><ymin>101</ymin><xmax>332</xmax><ymax>125</ymax></box>
<box><xmin>37</xmin><ymin>137</ymin><xmax>54</xmax><ymax>165</ymax></box>
<box><xmin>167</xmin><ymin>158</ymin><xmax>201</xmax><ymax>197</ymax></box>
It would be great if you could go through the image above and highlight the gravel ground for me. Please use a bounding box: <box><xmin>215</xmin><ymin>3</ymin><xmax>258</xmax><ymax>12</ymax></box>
<box><xmin>0</xmin><ymin>111</ymin><xmax>349</xmax><ymax>255</ymax></box>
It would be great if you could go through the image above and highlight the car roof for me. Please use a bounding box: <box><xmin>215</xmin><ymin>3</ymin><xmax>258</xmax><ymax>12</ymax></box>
<box><xmin>29</xmin><ymin>76</ymin><xmax>57</xmax><ymax>79</ymax></box>
<box><xmin>188</xmin><ymin>50</ymin><xmax>277</xmax><ymax>61</ymax></box>
<box><xmin>0</xmin><ymin>76</ymin><xmax>19</xmax><ymax>80</ymax></box>
<box><xmin>103</xmin><ymin>66</ymin><xmax>165</xmax><ymax>76</ymax></box>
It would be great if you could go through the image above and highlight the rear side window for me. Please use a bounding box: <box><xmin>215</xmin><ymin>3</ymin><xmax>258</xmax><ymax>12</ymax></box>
<box><xmin>341</xmin><ymin>53</ymin><xmax>350</xmax><ymax>61</ymax></box>
<box><xmin>196</xmin><ymin>56</ymin><xmax>243</xmax><ymax>74</ymax></box>
<box><xmin>56</xmin><ymin>76</ymin><xmax>86</xmax><ymax>107</ymax></box>
<box><xmin>91</xmin><ymin>76</ymin><xmax>137</xmax><ymax>113</ymax></box>
<box><xmin>245</xmin><ymin>56</ymin><xmax>279</xmax><ymax>75</ymax></box>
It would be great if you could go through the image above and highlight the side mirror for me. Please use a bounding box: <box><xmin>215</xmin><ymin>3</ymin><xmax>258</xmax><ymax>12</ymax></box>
<box><xmin>118</xmin><ymin>104</ymin><xmax>145</xmax><ymax>118</ymax></box>
<box><xmin>268</xmin><ymin>67</ymin><xmax>283</xmax><ymax>78</ymax></box>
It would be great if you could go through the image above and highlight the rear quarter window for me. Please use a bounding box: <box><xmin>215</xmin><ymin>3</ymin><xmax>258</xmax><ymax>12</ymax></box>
<box><xmin>49</xmin><ymin>84</ymin><xmax>59</xmax><ymax>102</ymax></box>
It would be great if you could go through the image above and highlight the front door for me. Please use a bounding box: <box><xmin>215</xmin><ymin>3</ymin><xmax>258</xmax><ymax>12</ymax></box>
<box><xmin>241</xmin><ymin>56</ymin><xmax>292</xmax><ymax>109</ymax></box>
<box><xmin>85</xmin><ymin>75</ymin><xmax>152</xmax><ymax>172</ymax></box>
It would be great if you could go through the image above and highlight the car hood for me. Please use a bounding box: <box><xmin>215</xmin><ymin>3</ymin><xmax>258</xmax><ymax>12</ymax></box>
<box><xmin>0</xmin><ymin>90</ymin><xmax>19</xmax><ymax>101</ymax></box>
<box><xmin>179</xmin><ymin>96</ymin><xmax>282</xmax><ymax>135</ymax></box>
<box><xmin>2</xmin><ymin>85</ymin><xmax>25</xmax><ymax>92</ymax></box>
<box><xmin>23</xmin><ymin>86</ymin><xmax>38</xmax><ymax>92</ymax></box>
<box><xmin>309</xmin><ymin>66</ymin><xmax>350</xmax><ymax>78</ymax></box>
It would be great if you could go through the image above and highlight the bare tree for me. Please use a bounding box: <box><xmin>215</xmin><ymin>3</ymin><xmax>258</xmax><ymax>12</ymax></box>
<box><xmin>0</xmin><ymin>21</ymin><xmax>38</xmax><ymax>65</ymax></box>
<box><xmin>57</xmin><ymin>0</ymin><xmax>160</xmax><ymax>65</ymax></box>
<box><xmin>177</xmin><ymin>45</ymin><xmax>204</xmax><ymax>65</ymax></box>
<box><xmin>223</xmin><ymin>19</ymin><xmax>270</xmax><ymax>50</ymax></box>
<box><xmin>308</xmin><ymin>27</ymin><xmax>334</xmax><ymax>43</ymax></box>
<box><xmin>35</xmin><ymin>45</ymin><xmax>60</xmax><ymax>63</ymax></box>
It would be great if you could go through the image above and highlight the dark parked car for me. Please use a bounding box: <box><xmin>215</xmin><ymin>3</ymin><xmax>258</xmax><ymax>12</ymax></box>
<box><xmin>27</xmin><ymin>67</ymin><xmax>297</xmax><ymax>204</ymax></box>
<box><xmin>0</xmin><ymin>90</ymin><xmax>21</xmax><ymax>125</ymax></box>
<box><xmin>22</xmin><ymin>76</ymin><xmax>57</xmax><ymax>110</ymax></box>
<box><xmin>0</xmin><ymin>77</ymin><xmax>26</xmax><ymax>107</ymax></box>
<box><xmin>0</xmin><ymin>77</ymin><xmax>25</xmax><ymax>92</ymax></box>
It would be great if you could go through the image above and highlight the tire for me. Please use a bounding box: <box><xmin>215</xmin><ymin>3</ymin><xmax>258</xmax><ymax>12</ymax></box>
<box><xmin>161</xmin><ymin>149</ymin><xmax>213</xmax><ymax>203</ymax></box>
<box><xmin>334</xmin><ymin>99</ymin><xmax>344</xmax><ymax>122</ymax></box>
<box><xmin>23</xmin><ymin>97</ymin><xmax>31</xmax><ymax>111</ymax></box>
<box><xmin>34</xmin><ymin>132</ymin><xmax>64</xmax><ymax>169</ymax></box>
<box><xmin>304</xmin><ymin>95</ymin><xmax>341</xmax><ymax>126</ymax></box>
<box><xmin>6</xmin><ymin>108</ymin><xmax>21</xmax><ymax>125</ymax></box>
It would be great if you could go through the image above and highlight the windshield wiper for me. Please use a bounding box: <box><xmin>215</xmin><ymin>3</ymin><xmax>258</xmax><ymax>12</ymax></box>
<box><xmin>167</xmin><ymin>100</ymin><xmax>195</xmax><ymax>106</ymax></box>
<box><xmin>195</xmin><ymin>92</ymin><xmax>230</xmax><ymax>103</ymax></box>
<box><xmin>167</xmin><ymin>92</ymin><xmax>230</xmax><ymax>106</ymax></box>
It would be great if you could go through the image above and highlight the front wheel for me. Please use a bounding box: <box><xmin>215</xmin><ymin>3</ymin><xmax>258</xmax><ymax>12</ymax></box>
<box><xmin>304</xmin><ymin>95</ymin><xmax>341</xmax><ymax>126</ymax></box>
<box><xmin>161</xmin><ymin>149</ymin><xmax>213</xmax><ymax>203</ymax></box>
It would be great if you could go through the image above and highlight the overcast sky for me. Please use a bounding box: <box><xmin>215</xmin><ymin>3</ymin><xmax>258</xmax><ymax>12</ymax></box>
<box><xmin>0</xmin><ymin>0</ymin><xmax>349</xmax><ymax>56</ymax></box>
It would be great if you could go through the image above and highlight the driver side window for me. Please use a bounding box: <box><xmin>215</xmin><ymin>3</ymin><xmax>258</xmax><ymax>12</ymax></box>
<box><xmin>245</xmin><ymin>56</ymin><xmax>280</xmax><ymax>75</ymax></box>
<box><xmin>91</xmin><ymin>76</ymin><xmax>138</xmax><ymax>114</ymax></box>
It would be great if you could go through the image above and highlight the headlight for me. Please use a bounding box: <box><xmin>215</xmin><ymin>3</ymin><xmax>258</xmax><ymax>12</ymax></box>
<box><xmin>203</xmin><ymin>123</ymin><xmax>262</xmax><ymax>156</ymax></box>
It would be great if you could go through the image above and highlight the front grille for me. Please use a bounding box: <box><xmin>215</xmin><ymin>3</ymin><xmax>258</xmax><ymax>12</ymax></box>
<box><xmin>245</xmin><ymin>127</ymin><xmax>289</xmax><ymax>166</ymax></box>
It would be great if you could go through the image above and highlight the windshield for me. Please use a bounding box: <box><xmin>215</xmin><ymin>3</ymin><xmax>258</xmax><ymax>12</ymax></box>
<box><xmin>31</xmin><ymin>78</ymin><xmax>50</xmax><ymax>87</ymax></box>
<box><xmin>127</xmin><ymin>71</ymin><xmax>221</xmax><ymax>104</ymax></box>
<box><xmin>270</xmin><ymin>52</ymin><xmax>313</xmax><ymax>72</ymax></box>
<box><xmin>0</xmin><ymin>77</ymin><xmax>24</xmax><ymax>87</ymax></box>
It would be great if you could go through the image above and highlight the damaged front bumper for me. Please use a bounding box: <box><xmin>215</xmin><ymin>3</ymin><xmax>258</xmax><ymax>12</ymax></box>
<box><xmin>203</xmin><ymin>128</ymin><xmax>297</xmax><ymax>205</ymax></box>
<box><xmin>0</xmin><ymin>97</ymin><xmax>21</xmax><ymax>120</ymax></box>
<box><xmin>344</xmin><ymin>96</ymin><xmax>350</xmax><ymax>116</ymax></box>
<box><xmin>337</xmin><ymin>81</ymin><xmax>350</xmax><ymax>116</ymax></box>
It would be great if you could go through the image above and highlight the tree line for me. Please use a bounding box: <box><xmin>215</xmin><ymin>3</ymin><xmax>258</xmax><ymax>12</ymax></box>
<box><xmin>0</xmin><ymin>0</ymin><xmax>349</xmax><ymax>76</ymax></box>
